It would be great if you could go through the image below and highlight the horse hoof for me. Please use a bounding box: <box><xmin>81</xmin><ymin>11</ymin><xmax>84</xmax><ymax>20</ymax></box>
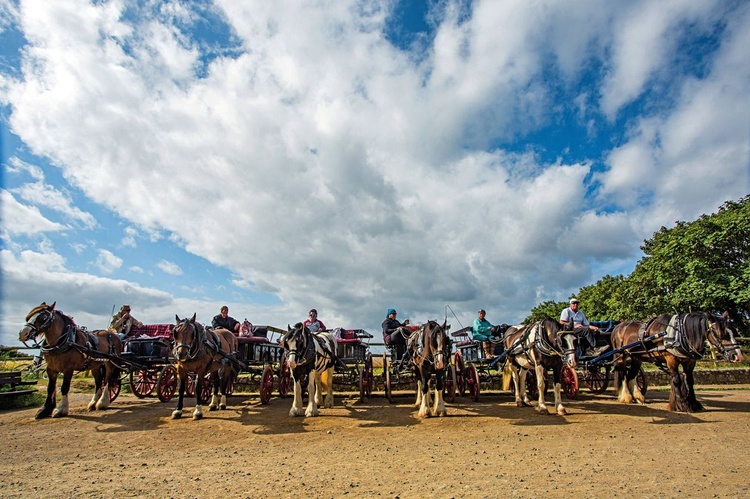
<box><xmin>220</xmin><ymin>404</ymin><xmax>227</xmax><ymax>410</ymax></box>
<box><xmin>35</xmin><ymin>409</ymin><xmax>51</xmax><ymax>420</ymax></box>
<box><xmin>209</xmin><ymin>405</ymin><xmax>218</xmax><ymax>412</ymax></box>
<box><xmin>87</xmin><ymin>404</ymin><xmax>96</xmax><ymax>412</ymax></box>
<box><xmin>193</xmin><ymin>413</ymin><xmax>203</xmax><ymax>420</ymax></box>
<box><xmin>557</xmin><ymin>408</ymin><xmax>568</xmax><ymax>416</ymax></box>
<box><xmin>171</xmin><ymin>411</ymin><xmax>182</xmax><ymax>419</ymax></box>
<box><xmin>52</xmin><ymin>411</ymin><xmax>66</xmax><ymax>418</ymax></box>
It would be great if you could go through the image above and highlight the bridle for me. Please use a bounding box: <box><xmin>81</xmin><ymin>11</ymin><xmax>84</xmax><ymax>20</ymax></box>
<box><xmin>172</xmin><ymin>320</ymin><xmax>203</xmax><ymax>361</ymax></box>
<box><xmin>706</xmin><ymin>315</ymin><xmax>742</xmax><ymax>361</ymax></box>
<box><xmin>21</xmin><ymin>308</ymin><xmax>56</xmax><ymax>347</ymax></box>
<box><xmin>284</xmin><ymin>326</ymin><xmax>314</xmax><ymax>368</ymax></box>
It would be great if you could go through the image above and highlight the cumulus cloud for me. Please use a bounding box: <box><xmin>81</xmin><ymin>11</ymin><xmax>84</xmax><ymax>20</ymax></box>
<box><xmin>0</xmin><ymin>190</ymin><xmax>66</xmax><ymax>237</ymax></box>
<box><xmin>1</xmin><ymin>0</ymin><xmax>748</xmax><ymax>338</ymax></box>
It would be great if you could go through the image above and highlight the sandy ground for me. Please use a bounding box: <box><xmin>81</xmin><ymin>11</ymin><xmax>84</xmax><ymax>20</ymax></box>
<box><xmin>2</xmin><ymin>386</ymin><xmax>750</xmax><ymax>498</ymax></box>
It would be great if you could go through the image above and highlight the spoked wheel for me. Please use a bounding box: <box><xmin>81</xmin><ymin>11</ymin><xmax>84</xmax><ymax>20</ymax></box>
<box><xmin>636</xmin><ymin>366</ymin><xmax>648</xmax><ymax>395</ymax></box>
<box><xmin>358</xmin><ymin>366</ymin><xmax>366</xmax><ymax>403</ymax></box>
<box><xmin>130</xmin><ymin>369</ymin><xmax>158</xmax><ymax>398</ymax></box>
<box><xmin>260</xmin><ymin>365</ymin><xmax>274</xmax><ymax>405</ymax></box>
<box><xmin>364</xmin><ymin>353</ymin><xmax>374</xmax><ymax>398</ymax></box>
<box><xmin>157</xmin><ymin>365</ymin><xmax>177</xmax><ymax>402</ymax></box>
<box><xmin>108</xmin><ymin>375</ymin><xmax>122</xmax><ymax>402</ymax></box>
<box><xmin>383</xmin><ymin>354</ymin><xmax>392</xmax><ymax>403</ymax></box>
<box><xmin>278</xmin><ymin>358</ymin><xmax>291</xmax><ymax>398</ymax></box>
<box><xmin>466</xmin><ymin>363</ymin><xmax>480</xmax><ymax>402</ymax></box>
<box><xmin>454</xmin><ymin>352</ymin><xmax>466</xmax><ymax>396</ymax></box>
<box><xmin>197</xmin><ymin>375</ymin><xmax>212</xmax><ymax>405</ymax></box>
<box><xmin>443</xmin><ymin>363</ymin><xmax>456</xmax><ymax>403</ymax></box>
<box><xmin>561</xmin><ymin>364</ymin><xmax>579</xmax><ymax>399</ymax></box>
<box><xmin>584</xmin><ymin>365</ymin><xmax>610</xmax><ymax>394</ymax></box>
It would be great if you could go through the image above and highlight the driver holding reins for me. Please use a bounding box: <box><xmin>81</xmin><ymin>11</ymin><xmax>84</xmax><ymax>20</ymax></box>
<box><xmin>560</xmin><ymin>298</ymin><xmax>605</xmax><ymax>357</ymax></box>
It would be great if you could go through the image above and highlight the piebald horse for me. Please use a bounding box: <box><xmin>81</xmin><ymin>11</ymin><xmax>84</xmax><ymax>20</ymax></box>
<box><xmin>503</xmin><ymin>318</ymin><xmax>577</xmax><ymax>415</ymax></box>
<box><xmin>411</xmin><ymin>320</ymin><xmax>451</xmax><ymax>418</ymax></box>
<box><xmin>611</xmin><ymin>312</ymin><xmax>742</xmax><ymax>412</ymax></box>
<box><xmin>19</xmin><ymin>302</ymin><xmax>122</xmax><ymax>419</ymax></box>
<box><xmin>280</xmin><ymin>322</ymin><xmax>337</xmax><ymax>417</ymax></box>
<box><xmin>170</xmin><ymin>314</ymin><xmax>239</xmax><ymax>420</ymax></box>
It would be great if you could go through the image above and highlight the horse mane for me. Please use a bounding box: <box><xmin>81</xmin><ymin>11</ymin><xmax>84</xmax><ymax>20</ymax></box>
<box><xmin>681</xmin><ymin>313</ymin><xmax>708</xmax><ymax>350</ymax></box>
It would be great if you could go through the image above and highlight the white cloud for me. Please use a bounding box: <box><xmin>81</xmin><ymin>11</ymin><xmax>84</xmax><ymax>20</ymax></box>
<box><xmin>94</xmin><ymin>249</ymin><xmax>122</xmax><ymax>274</ymax></box>
<box><xmin>1</xmin><ymin>0</ymin><xmax>748</xmax><ymax>338</ymax></box>
<box><xmin>0</xmin><ymin>190</ymin><xmax>66</xmax><ymax>237</ymax></box>
<box><xmin>157</xmin><ymin>259</ymin><xmax>182</xmax><ymax>276</ymax></box>
<box><xmin>12</xmin><ymin>181</ymin><xmax>96</xmax><ymax>229</ymax></box>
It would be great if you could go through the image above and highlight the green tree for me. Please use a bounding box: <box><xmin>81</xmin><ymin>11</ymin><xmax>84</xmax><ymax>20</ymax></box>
<box><xmin>525</xmin><ymin>300</ymin><xmax>567</xmax><ymax>323</ymax></box>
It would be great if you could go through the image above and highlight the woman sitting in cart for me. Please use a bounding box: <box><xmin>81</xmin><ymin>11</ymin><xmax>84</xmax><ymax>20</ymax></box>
<box><xmin>382</xmin><ymin>308</ymin><xmax>413</xmax><ymax>366</ymax></box>
<box><xmin>212</xmin><ymin>305</ymin><xmax>240</xmax><ymax>334</ymax></box>
<box><xmin>472</xmin><ymin>309</ymin><xmax>508</xmax><ymax>360</ymax></box>
<box><xmin>303</xmin><ymin>309</ymin><xmax>327</xmax><ymax>332</ymax></box>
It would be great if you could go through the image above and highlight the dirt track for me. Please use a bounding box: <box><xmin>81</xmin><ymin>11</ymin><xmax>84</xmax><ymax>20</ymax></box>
<box><xmin>2</xmin><ymin>387</ymin><xmax>750</xmax><ymax>498</ymax></box>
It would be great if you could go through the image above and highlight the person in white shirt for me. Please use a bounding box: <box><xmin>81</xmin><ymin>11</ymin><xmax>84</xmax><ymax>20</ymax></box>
<box><xmin>560</xmin><ymin>298</ymin><xmax>604</xmax><ymax>356</ymax></box>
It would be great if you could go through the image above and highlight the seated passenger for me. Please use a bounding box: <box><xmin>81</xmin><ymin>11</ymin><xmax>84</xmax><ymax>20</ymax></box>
<box><xmin>212</xmin><ymin>305</ymin><xmax>240</xmax><ymax>335</ymax></box>
<box><xmin>303</xmin><ymin>309</ymin><xmax>327</xmax><ymax>333</ymax></box>
<box><xmin>109</xmin><ymin>304</ymin><xmax>143</xmax><ymax>340</ymax></box>
<box><xmin>559</xmin><ymin>298</ymin><xmax>605</xmax><ymax>357</ymax></box>
<box><xmin>472</xmin><ymin>309</ymin><xmax>507</xmax><ymax>359</ymax></box>
<box><xmin>381</xmin><ymin>308</ymin><xmax>412</xmax><ymax>366</ymax></box>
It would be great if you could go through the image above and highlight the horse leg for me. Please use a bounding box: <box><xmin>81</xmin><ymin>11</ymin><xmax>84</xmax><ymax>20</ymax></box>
<box><xmin>510</xmin><ymin>365</ymin><xmax>523</xmax><ymax>407</ymax></box>
<box><xmin>220</xmin><ymin>368</ymin><xmax>230</xmax><ymax>410</ymax></box>
<box><xmin>415</xmin><ymin>378</ymin><xmax>423</xmax><ymax>407</ymax></box>
<box><xmin>321</xmin><ymin>368</ymin><xmax>334</xmax><ymax>409</ymax></box>
<box><xmin>551</xmin><ymin>365</ymin><xmax>567</xmax><ymax>416</ymax></box>
<box><xmin>209</xmin><ymin>370</ymin><xmax>221</xmax><ymax>411</ymax></box>
<box><xmin>36</xmin><ymin>370</ymin><xmax>58</xmax><ymax>419</ymax></box>
<box><xmin>289</xmin><ymin>375</ymin><xmax>304</xmax><ymax>417</ymax></box>
<box><xmin>193</xmin><ymin>371</ymin><xmax>205</xmax><ymax>420</ymax></box>
<box><xmin>96</xmin><ymin>364</ymin><xmax>115</xmax><ymax>410</ymax></box>
<box><xmin>433</xmin><ymin>369</ymin><xmax>447</xmax><ymax>417</ymax></box>
<box><xmin>171</xmin><ymin>370</ymin><xmax>186</xmax><ymax>419</ymax></box>
<box><xmin>418</xmin><ymin>371</ymin><xmax>431</xmax><ymax>418</ymax></box>
<box><xmin>617</xmin><ymin>365</ymin><xmax>634</xmax><ymax>404</ymax></box>
<box><xmin>53</xmin><ymin>371</ymin><xmax>73</xmax><ymax>418</ymax></box>
<box><xmin>631</xmin><ymin>361</ymin><xmax>646</xmax><ymax>404</ymax></box>
<box><xmin>684</xmin><ymin>361</ymin><xmax>704</xmax><ymax>412</ymax></box>
<box><xmin>535</xmin><ymin>364</ymin><xmax>549</xmax><ymax>415</ymax></box>
<box><xmin>667</xmin><ymin>357</ymin><xmax>690</xmax><ymax>412</ymax></box>
<box><xmin>88</xmin><ymin>364</ymin><xmax>104</xmax><ymax>411</ymax></box>
<box><xmin>305</xmin><ymin>371</ymin><xmax>319</xmax><ymax>417</ymax></box>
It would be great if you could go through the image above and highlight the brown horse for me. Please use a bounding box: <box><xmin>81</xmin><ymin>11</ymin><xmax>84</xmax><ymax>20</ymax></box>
<box><xmin>170</xmin><ymin>314</ymin><xmax>239</xmax><ymax>420</ymax></box>
<box><xmin>410</xmin><ymin>320</ymin><xmax>450</xmax><ymax>418</ymax></box>
<box><xmin>503</xmin><ymin>318</ymin><xmax>577</xmax><ymax>415</ymax></box>
<box><xmin>611</xmin><ymin>312</ymin><xmax>742</xmax><ymax>412</ymax></box>
<box><xmin>18</xmin><ymin>302</ymin><xmax>122</xmax><ymax>419</ymax></box>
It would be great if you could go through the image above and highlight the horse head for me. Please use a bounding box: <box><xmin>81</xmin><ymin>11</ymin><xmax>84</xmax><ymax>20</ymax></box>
<box><xmin>281</xmin><ymin>323</ymin><xmax>308</xmax><ymax>369</ymax></box>
<box><xmin>422</xmin><ymin>320</ymin><xmax>449</xmax><ymax>370</ymax></box>
<box><xmin>707</xmin><ymin>312</ymin><xmax>743</xmax><ymax>363</ymax></box>
<box><xmin>172</xmin><ymin>313</ymin><xmax>200</xmax><ymax>362</ymax></box>
<box><xmin>540</xmin><ymin>317</ymin><xmax>576</xmax><ymax>368</ymax></box>
<box><xmin>19</xmin><ymin>301</ymin><xmax>57</xmax><ymax>344</ymax></box>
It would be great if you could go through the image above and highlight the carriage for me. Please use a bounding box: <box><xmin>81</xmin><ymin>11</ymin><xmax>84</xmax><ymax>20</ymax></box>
<box><xmin>332</xmin><ymin>328</ymin><xmax>375</xmax><ymax>402</ymax></box>
<box><xmin>233</xmin><ymin>321</ymin><xmax>291</xmax><ymax>404</ymax></box>
<box><xmin>118</xmin><ymin>324</ymin><xmax>183</xmax><ymax>402</ymax></box>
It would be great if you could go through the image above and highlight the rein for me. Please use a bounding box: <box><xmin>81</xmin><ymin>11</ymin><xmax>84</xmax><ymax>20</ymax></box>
<box><xmin>286</xmin><ymin>327</ymin><xmax>315</xmax><ymax>368</ymax></box>
<box><xmin>173</xmin><ymin>320</ymin><xmax>204</xmax><ymax>361</ymax></box>
<box><xmin>706</xmin><ymin>316</ymin><xmax>742</xmax><ymax>360</ymax></box>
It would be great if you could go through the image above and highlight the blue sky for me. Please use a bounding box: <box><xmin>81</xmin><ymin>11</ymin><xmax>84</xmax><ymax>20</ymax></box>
<box><xmin>1</xmin><ymin>0</ymin><xmax>749</xmax><ymax>347</ymax></box>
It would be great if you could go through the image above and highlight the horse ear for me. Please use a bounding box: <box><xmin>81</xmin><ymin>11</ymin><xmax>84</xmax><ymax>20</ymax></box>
<box><xmin>175</xmin><ymin>314</ymin><xmax>181</xmax><ymax>323</ymax></box>
<box><xmin>287</xmin><ymin>324</ymin><xmax>292</xmax><ymax>332</ymax></box>
<box><xmin>442</xmin><ymin>320</ymin><xmax>447</xmax><ymax>329</ymax></box>
<box><xmin>50</xmin><ymin>301</ymin><xmax>56</xmax><ymax>310</ymax></box>
<box><xmin>190</xmin><ymin>313</ymin><xmax>196</xmax><ymax>323</ymax></box>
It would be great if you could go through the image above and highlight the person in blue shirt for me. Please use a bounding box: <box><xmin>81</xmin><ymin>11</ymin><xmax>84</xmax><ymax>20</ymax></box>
<box><xmin>472</xmin><ymin>310</ymin><xmax>507</xmax><ymax>359</ymax></box>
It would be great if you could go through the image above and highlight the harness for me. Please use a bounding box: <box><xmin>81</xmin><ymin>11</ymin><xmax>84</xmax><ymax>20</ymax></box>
<box><xmin>285</xmin><ymin>326</ymin><xmax>337</xmax><ymax>373</ymax></box>
<box><xmin>706</xmin><ymin>316</ymin><xmax>742</xmax><ymax>361</ymax></box>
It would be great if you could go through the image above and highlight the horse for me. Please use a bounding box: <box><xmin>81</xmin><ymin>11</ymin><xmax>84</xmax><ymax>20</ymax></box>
<box><xmin>18</xmin><ymin>302</ymin><xmax>122</xmax><ymax>419</ymax></box>
<box><xmin>611</xmin><ymin>312</ymin><xmax>743</xmax><ymax>412</ymax></box>
<box><xmin>279</xmin><ymin>322</ymin><xmax>338</xmax><ymax>417</ymax></box>
<box><xmin>410</xmin><ymin>320</ymin><xmax>451</xmax><ymax>418</ymax></box>
<box><xmin>503</xmin><ymin>318</ymin><xmax>577</xmax><ymax>415</ymax></box>
<box><xmin>170</xmin><ymin>314</ymin><xmax>240</xmax><ymax>420</ymax></box>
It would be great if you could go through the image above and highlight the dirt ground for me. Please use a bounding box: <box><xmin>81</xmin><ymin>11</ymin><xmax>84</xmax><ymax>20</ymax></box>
<box><xmin>2</xmin><ymin>386</ymin><xmax>750</xmax><ymax>499</ymax></box>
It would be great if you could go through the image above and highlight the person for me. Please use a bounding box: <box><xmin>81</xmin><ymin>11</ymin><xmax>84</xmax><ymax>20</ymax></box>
<box><xmin>472</xmin><ymin>309</ymin><xmax>507</xmax><ymax>360</ymax></box>
<box><xmin>381</xmin><ymin>308</ymin><xmax>412</xmax><ymax>367</ymax></box>
<box><xmin>109</xmin><ymin>305</ymin><xmax>143</xmax><ymax>340</ymax></box>
<box><xmin>212</xmin><ymin>305</ymin><xmax>240</xmax><ymax>335</ymax></box>
<box><xmin>303</xmin><ymin>309</ymin><xmax>327</xmax><ymax>333</ymax></box>
<box><xmin>560</xmin><ymin>298</ymin><xmax>604</xmax><ymax>356</ymax></box>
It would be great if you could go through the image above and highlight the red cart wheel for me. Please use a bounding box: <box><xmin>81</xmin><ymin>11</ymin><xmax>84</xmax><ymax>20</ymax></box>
<box><xmin>443</xmin><ymin>363</ymin><xmax>456</xmax><ymax>403</ymax></box>
<box><xmin>197</xmin><ymin>374</ymin><xmax>212</xmax><ymax>405</ymax></box>
<box><xmin>383</xmin><ymin>354</ymin><xmax>392</xmax><ymax>403</ymax></box>
<box><xmin>561</xmin><ymin>364</ymin><xmax>579</xmax><ymax>399</ymax></box>
<box><xmin>278</xmin><ymin>358</ymin><xmax>291</xmax><ymax>397</ymax></box>
<box><xmin>636</xmin><ymin>366</ymin><xmax>648</xmax><ymax>395</ymax></box>
<box><xmin>130</xmin><ymin>369</ymin><xmax>157</xmax><ymax>398</ymax></box>
<box><xmin>454</xmin><ymin>352</ymin><xmax>466</xmax><ymax>396</ymax></box>
<box><xmin>109</xmin><ymin>375</ymin><xmax>121</xmax><ymax>402</ymax></box>
<box><xmin>584</xmin><ymin>365</ymin><xmax>610</xmax><ymax>394</ymax></box>
<box><xmin>467</xmin><ymin>363</ymin><xmax>480</xmax><ymax>402</ymax></box>
<box><xmin>157</xmin><ymin>365</ymin><xmax>177</xmax><ymax>402</ymax></box>
<box><xmin>260</xmin><ymin>365</ymin><xmax>274</xmax><ymax>405</ymax></box>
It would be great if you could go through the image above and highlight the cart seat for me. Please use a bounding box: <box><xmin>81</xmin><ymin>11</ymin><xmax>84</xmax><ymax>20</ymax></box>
<box><xmin>129</xmin><ymin>324</ymin><xmax>172</xmax><ymax>338</ymax></box>
<box><xmin>237</xmin><ymin>335</ymin><xmax>270</xmax><ymax>344</ymax></box>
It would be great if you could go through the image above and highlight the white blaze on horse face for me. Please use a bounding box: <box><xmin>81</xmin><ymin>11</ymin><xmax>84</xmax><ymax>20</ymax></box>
<box><xmin>563</xmin><ymin>334</ymin><xmax>576</xmax><ymax>368</ymax></box>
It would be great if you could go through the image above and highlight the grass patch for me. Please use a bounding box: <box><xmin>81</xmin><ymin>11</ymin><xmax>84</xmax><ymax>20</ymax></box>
<box><xmin>0</xmin><ymin>391</ymin><xmax>44</xmax><ymax>411</ymax></box>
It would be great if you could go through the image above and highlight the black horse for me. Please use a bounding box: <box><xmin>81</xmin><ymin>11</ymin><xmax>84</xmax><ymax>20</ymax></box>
<box><xmin>410</xmin><ymin>320</ymin><xmax>451</xmax><ymax>418</ymax></box>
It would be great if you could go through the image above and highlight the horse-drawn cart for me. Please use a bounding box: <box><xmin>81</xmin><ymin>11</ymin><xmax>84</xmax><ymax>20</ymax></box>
<box><xmin>234</xmin><ymin>321</ymin><xmax>290</xmax><ymax>404</ymax></box>
<box><xmin>333</xmin><ymin>328</ymin><xmax>375</xmax><ymax>402</ymax></box>
<box><xmin>119</xmin><ymin>324</ymin><xmax>181</xmax><ymax>402</ymax></box>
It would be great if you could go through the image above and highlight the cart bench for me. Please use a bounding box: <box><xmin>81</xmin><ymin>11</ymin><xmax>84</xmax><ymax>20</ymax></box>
<box><xmin>0</xmin><ymin>371</ymin><xmax>36</xmax><ymax>398</ymax></box>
